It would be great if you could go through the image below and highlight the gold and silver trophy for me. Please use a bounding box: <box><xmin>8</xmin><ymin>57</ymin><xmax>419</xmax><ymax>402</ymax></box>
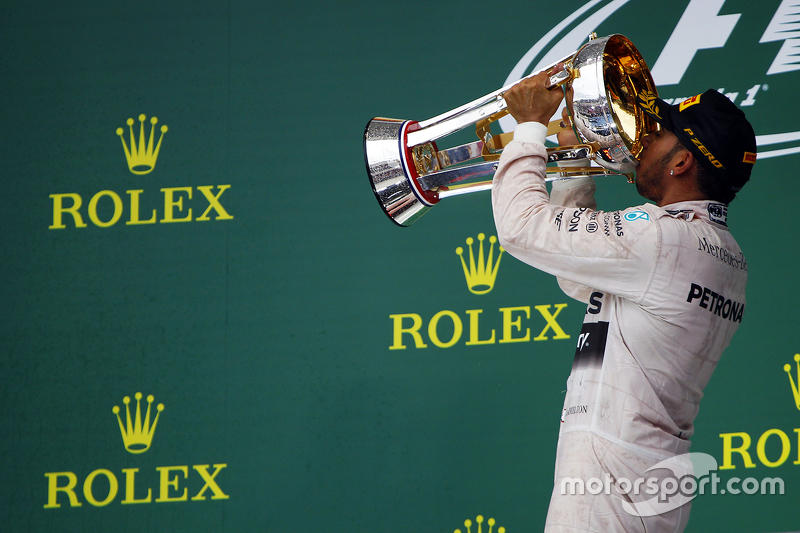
<box><xmin>364</xmin><ymin>34</ymin><xmax>659</xmax><ymax>226</ymax></box>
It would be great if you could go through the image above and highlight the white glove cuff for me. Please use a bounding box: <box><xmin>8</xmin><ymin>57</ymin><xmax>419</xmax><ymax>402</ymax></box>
<box><xmin>512</xmin><ymin>121</ymin><xmax>548</xmax><ymax>148</ymax></box>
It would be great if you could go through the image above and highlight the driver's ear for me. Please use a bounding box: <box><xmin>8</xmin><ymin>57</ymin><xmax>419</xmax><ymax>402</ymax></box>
<box><xmin>672</xmin><ymin>149</ymin><xmax>693</xmax><ymax>176</ymax></box>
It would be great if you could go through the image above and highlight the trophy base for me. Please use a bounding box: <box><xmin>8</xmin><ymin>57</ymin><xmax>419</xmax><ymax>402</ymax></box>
<box><xmin>363</xmin><ymin>118</ymin><xmax>439</xmax><ymax>227</ymax></box>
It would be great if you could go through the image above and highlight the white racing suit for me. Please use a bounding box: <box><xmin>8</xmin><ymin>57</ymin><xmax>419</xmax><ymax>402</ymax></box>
<box><xmin>491</xmin><ymin>123</ymin><xmax>747</xmax><ymax>533</ymax></box>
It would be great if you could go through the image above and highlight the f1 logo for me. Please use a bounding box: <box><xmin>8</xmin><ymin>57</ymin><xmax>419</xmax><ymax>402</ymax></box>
<box><xmin>651</xmin><ymin>0</ymin><xmax>741</xmax><ymax>85</ymax></box>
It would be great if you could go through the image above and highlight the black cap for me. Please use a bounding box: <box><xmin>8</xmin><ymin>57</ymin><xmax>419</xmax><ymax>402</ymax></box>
<box><xmin>637</xmin><ymin>89</ymin><xmax>757</xmax><ymax>193</ymax></box>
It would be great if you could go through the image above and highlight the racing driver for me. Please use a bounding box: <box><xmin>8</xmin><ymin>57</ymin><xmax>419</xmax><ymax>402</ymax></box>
<box><xmin>492</xmin><ymin>68</ymin><xmax>757</xmax><ymax>532</ymax></box>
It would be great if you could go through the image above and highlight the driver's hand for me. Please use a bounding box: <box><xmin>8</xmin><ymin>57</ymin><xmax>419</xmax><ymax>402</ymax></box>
<box><xmin>556</xmin><ymin>106</ymin><xmax>580</xmax><ymax>146</ymax></box>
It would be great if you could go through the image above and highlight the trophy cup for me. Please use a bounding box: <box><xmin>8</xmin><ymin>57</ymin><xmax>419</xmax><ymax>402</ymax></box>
<box><xmin>363</xmin><ymin>34</ymin><xmax>659</xmax><ymax>226</ymax></box>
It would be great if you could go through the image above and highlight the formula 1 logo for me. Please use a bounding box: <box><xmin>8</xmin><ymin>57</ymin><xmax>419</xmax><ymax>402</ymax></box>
<box><xmin>500</xmin><ymin>0</ymin><xmax>800</xmax><ymax>160</ymax></box>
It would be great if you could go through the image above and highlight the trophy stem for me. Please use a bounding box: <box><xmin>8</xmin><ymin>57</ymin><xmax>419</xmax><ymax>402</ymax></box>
<box><xmin>406</xmin><ymin>52</ymin><xmax>576</xmax><ymax>148</ymax></box>
<box><xmin>417</xmin><ymin>161</ymin><xmax>497</xmax><ymax>191</ymax></box>
<box><xmin>436</xmin><ymin>166</ymin><xmax>634</xmax><ymax>200</ymax></box>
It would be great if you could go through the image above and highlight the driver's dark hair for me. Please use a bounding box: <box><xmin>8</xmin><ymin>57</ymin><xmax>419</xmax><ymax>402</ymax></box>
<box><xmin>669</xmin><ymin>140</ymin><xmax>737</xmax><ymax>204</ymax></box>
<box><xmin>695</xmin><ymin>162</ymin><xmax>736</xmax><ymax>204</ymax></box>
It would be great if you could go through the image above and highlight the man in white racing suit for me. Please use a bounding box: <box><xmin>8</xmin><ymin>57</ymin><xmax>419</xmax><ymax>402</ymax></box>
<box><xmin>492</xmin><ymin>70</ymin><xmax>757</xmax><ymax>532</ymax></box>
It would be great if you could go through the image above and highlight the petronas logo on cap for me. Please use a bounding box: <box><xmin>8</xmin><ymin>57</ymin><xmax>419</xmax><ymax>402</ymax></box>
<box><xmin>638</xmin><ymin>91</ymin><xmax>661</xmax><ymax>119</ymax></box>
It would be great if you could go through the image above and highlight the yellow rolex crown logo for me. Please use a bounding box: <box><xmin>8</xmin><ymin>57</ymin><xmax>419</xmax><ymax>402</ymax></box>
<box><xmin>784</xmin><ymin>353</ymin><xmax>800</xmax><ymax>411</ymax></box>
<box><xmin>116</xmin><ymin>114</ymin><xmax>168</xmax><ymax>175</ymax></box>
<box><xmin>456</xmin><ymin>233</ymin><xmax>504</xmax><ymax>295</ymax></box>
<box><xmin>112</xmin><ymin>392</ymin><xmax>164</xmax><ymax>454</ymax></box>
<box><xmin>454</xmin><ymin>515</ymin><xmax>505</xmax><ymax>533</ymax></box>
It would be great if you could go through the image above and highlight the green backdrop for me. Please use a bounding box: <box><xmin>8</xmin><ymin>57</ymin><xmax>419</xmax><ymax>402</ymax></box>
<box><xmin>2</xmin><ymin>0</ymin><xmax>799</xmax><ymax>531</ymax></box>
